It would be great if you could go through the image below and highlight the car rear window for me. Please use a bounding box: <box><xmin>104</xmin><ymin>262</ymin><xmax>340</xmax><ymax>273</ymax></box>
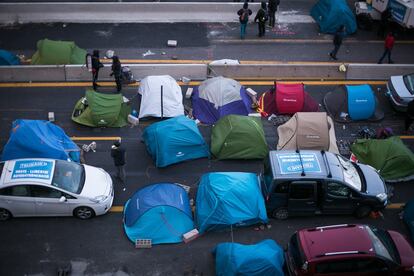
<box><xmin>288</xmin><ymin>233</ymin><xmax>307</xmax><ymax>268</ymax></box>
<box><xmin>403</xmin><ymin>74</ymin><xmax>414</xmax><ymax>95</ymax></box>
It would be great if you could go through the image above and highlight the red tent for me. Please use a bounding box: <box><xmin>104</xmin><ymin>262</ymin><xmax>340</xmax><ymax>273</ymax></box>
<box><xmin>258</xmin><ymin>82</ymin><xmax>319</xmax><ymax>116</ymax></box>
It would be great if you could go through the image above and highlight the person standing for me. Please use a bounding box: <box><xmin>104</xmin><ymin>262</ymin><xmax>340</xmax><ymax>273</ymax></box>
<box><xmin>329</xmin><ymin>25</ymin><xmax>346</xmax><ymax>60</ymax></box>
<box><xmin>254</xmin><ymin>2</ymin><xmax>268</xmax><ymax>37</ymax></box>
<box><xmin>268</xmin><ymin>0</ymin><xmax>279</xmax><ymax>28</ymax></box>
<box><xmin>91</xmin><ymin>50</ymin><xmax>104</xmax><ymax>91</ymax></box>
<box><xmin>237</xmin><ymin>2</ymin><xmax>252</xmax><ymax>39</ymax></box>
<box><xmin>111</xmin><ymin>140</ymin><xmax>126</xmax><ymax>184</ymax></box>
<box><xmin>405</xmin><ymin>100</ymin><xmax>414</xmax><ymax>133</ymax></box>
<box><xmin>110</xmin><ymin>55</ymin><xmax>122</xmax><ymax>92</ymax></box>
<box><xmin>378</xmin><ymin>32</ymin><xmax>395</xmax><ymax>64</ymax></box>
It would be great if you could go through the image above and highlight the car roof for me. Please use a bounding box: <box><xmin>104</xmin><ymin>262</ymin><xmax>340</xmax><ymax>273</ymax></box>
<box><xmin>269</xmin><ymin>150</ymin><xmax>343</xmax><ymax>181</ymax></box>
<box><xmin>0</xmin><ymin>158</ymin><xmax>56</xmax><ymax>187</ymax></box>
<box><xmin>299</xmin><ymin>224</ymin><xmax>375</xmax><ymax>262</ymax></box>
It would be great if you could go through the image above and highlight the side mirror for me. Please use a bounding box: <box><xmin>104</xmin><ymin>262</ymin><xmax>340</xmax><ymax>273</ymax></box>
<box><xmin>59</xmin><ymin>196</ymin><xmax>67</xmax><ymax>203</ymax></box>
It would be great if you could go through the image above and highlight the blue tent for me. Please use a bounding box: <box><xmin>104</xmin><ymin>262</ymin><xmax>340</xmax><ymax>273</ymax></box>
<box><xmin>213</xmin><ymin>239</ymin><xmax>285</xmax><ymax>276</ymax></box>
<box><xmin>324</xmin><ymin>84</ymin><xmax>384</xmax><ymax>123</ymax></box>
<box><xmin>311</xmin><ymin>0</ymin><xmax>357</xmax><ymax>35</ymax></box>
<box><xmin>403</xmin><ymin>199</ymin><xmax>414</xmax><ymax>243</ymax></box>
<box><xmin>0</xmin><ymin>49</ymin><xmax>20</xmax><ymax>66</ymax></box>
<box><xmin>142</xmin><ymin>116</ymin><xmax>210</xmax><ymax>167</ymax></box>
<box><xmin>196</xmin><ymin>172</ymin><xmax>268</xmax><ymax>233</ymax></box>
<box><xmin>123</xmin><ymin>183</ymin><xmax>194</xmax><ymax>245</ymax></box>
<box><xmin>1</xmin><ymin>120</ymin><xmax>80</xmax><ymax>162</ymax></box>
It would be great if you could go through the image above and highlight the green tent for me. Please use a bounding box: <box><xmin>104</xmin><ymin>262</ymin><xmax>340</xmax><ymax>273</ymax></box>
<box><xmin>72</xmin><ymin>90</ymin><xmax>131</xmax><ymax>128</ymax></box>
<box><xmin>31</xmin><ymin>39</ymin><xmax>86</xmax><ymax>65</ymax></box>
<box><xmin>351</xmin><ymin>137</ymin><xmax>414</xmax><ymax>181</ymax></box>
<box><xmin>211</xmin><ymin>115</ymin><xmax>268</xmax><ymax>160</ymax></box>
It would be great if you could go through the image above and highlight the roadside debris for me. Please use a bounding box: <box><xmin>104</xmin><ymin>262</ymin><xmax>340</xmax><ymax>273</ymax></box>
<box><xmin>142</xmin><ymin>50</ymin><xmax>155</xmax><ymax>57</ymax></box>
<box><xmin>167</xmin><ymin>40</ymin><xmax>178</xmax><ymax>47</ymax></box>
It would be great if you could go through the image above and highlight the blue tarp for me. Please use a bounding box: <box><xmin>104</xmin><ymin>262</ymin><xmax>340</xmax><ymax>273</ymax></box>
<box><xmin>0</xmin><ymin>49</ymin><xmax>20</xmax><ymax>66</ymax></box>
<box><xmin>196</xmin><ymin>172</ymin><xmax>268</xmax><ymax>233</ymax></box>
<box><xmin>214</xmin><ymin>239</ymin><xmax>285</xmax><ymax>276</ymax></box>
<box><xmin>346</xmin><ymin>84</ymin><xmax>375</xmax><ymax>121</ymax></box>
<box><xmin>123</xmin><ymin>183</ymin><xmax>194</xmax><ymax>245</ymax></box>
<box><xmin>142</xmin><ymin>116</ymin><xmax>210</xmax><ymax>167</ymax></box>
<box><xmin>311</xmin><ymin>0</ymin><xmax>357</xmax><ymax>34</ymax></box>
<box><xmin>403</xmin><ymin>199</ymin><xmax>414</xmax><ymax>243</ymax></box>
<box><xmin>1</xmin><ymin>120</ymin><xmax>80</xmax><ymax>162</ymax></box>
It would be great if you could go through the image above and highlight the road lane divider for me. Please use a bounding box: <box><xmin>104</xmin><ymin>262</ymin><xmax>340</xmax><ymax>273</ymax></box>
<box><xmin>71</xmin><ymin>136</ymin><xmax>121</xmax><ymax>141</ymax></box>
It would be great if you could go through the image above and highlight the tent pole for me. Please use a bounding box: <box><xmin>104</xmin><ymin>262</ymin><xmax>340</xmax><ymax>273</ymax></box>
<box><xmin>161</xmin><ymin>85</ymin><xmax>164</xmax><ymax>119</ymax></box>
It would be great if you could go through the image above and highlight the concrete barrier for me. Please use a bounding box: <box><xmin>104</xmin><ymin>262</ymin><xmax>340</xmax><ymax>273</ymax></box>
<box><xmin>0</xmin><ymin>3</ymin><xmax>260</xmax><ymax>24</ymax></box>
<box><xmin>208</xmin><ymin>64</ymin><xmax>346</xmax><ymax>80</ymax></box>
<box><xmin>347</xmin><ymin>64</ymin><xmax>414</xmax><ymax>80</ymax></box>
<box><xmin>0</xmin><ymin>65</ymin><xmax>66</xmax><ymax>82</ymax></box>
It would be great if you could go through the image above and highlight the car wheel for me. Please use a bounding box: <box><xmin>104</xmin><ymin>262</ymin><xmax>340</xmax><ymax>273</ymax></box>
<box><xmin>0</xmin><ymin>208</ymin><xmax>12</xmax><ymax>221</ymax></box>
<box><xmin>272</xmin><ymin>207</ymin><xmax>289</xmax><ymax>220</ymax></box>
<box><xmin>74</xmin><ymin>207</ymin><xmax>95</xmax><ymax>220</ymax></box>
<box><xmin>355</xmin><ymin>206</ymin><xmax>372</xmax><ymax>218</ymax></box>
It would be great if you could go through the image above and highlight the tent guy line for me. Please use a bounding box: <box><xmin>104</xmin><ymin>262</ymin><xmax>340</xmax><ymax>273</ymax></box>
<box><xmin>0</xmin><ymin>81</ymin><xmax>387</xmax><ymax>88</ymax></box>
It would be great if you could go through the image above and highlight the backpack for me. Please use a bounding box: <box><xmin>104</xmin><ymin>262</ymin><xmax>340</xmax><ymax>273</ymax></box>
<box><xmin>240</xmin><ymin>9</ymin><xmax>249</xmax><ymax>22</ymax></box>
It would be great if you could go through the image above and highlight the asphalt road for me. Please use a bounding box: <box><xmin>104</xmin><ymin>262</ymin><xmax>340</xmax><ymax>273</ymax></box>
<box><xmin>0</xmin><ymin>82</ymin><xmax>413</xmax><ymax>275</ymax></box>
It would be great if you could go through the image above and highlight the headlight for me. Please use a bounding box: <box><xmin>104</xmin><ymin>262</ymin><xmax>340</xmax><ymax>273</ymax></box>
<box><xmin>92</xmin><ymin>195</ymin><xmax>108</xmax><ymax>203</ymax></box>
<box><xmin>376</xmin><ymin>193</ymin><xmax>387</xmax><ymax>202</ymax></box>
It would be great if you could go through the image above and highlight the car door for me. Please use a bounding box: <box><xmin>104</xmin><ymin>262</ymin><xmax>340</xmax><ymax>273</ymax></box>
<box><xmin>322</xmin><ymin>182</ymin><xmax>356</xmax><ymax>214</ymax></box>
<box><xmin>288</xmin><ymin>181</ymin><xmax>317</xmax><ymax>216</ymax></box>
<box><xmin>30</xmin><ymin>185</ymin><xmax>70</xmax><ymax>216</ymax></box>
<box><xmin>0</xmin><ymin>185</ymin><xmax>36</xmax><ymax>217</ymax></box>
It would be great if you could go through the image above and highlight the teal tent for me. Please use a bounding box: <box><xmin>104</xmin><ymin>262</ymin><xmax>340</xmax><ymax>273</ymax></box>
<box><xmin>311</xmin><ymin>0</ymin><xmax>357</xmax><ymax>34</ymax></box>
<box><xmin>0</xmin><ymin>50</ymin><xmax>20</xmax><ymax>65</ymax></box>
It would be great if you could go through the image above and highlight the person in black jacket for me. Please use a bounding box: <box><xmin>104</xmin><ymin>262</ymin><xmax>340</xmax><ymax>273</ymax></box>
<box><xmin>237</xmin><ymin>2</ymin><xmax>252</xmax><ymax>39</ymax></box>
<box><xmin>89</xmin><ymin>50</ymin><xmax>104</xmax><ymax>91</ymax></box>
<box><xmin>254</xmin><ymin>2</ymin><xmax>268</xmax><ymax>37</ymax></box>
<box><xmin>110</xmin><ymin>56</ymin><xmax>122</xmax><ymax>92</ymax></box>
<box><xmin>111</xmin><ymin>140</ymin><xmax>126</xmax><ymax>183</ymax></box>
<box><xmin>268</xmin><ymin>0</ymin><xmax>279</xmax><ymax>28</ymax></box>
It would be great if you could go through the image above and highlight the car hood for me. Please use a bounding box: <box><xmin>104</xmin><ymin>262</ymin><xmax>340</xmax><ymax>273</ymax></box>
<box><xmin>391</xmin><ymin>76</ymin><xmax>412</xmax><ymax>98</ymax></box>
<box><xmin>80</xmin><ymin>165</ymin><xmax>111</xmax><ymax>198</ymax></box>
<box><xmin>358</xmin><ymin>163</ymin><xmax>386</xmax><ymax>196</ymax></box>
<box><xmin>388</xmin><ymin>230</ymin><xmax>414</xmax><ymax>267</ymax></box>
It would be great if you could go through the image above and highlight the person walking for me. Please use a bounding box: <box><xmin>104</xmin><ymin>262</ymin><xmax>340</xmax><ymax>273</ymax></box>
<box><xmin>329</xmin><ymin>25</ymin><xmax>346</xmax><ymax>60</ymax></box>
<box><xmin>91</xmin><ymin>50</ymin><xmax>104</xmax><ymax>91</ymax></box>
<box><xmin>237</xmin><ymin>2</ymin><xmax>252</xmax><ymax>39</ymax></box>
<box><xmin>405</xmin><ymin>100</ymin><xmax>414</xmax><ymax>133</ymax></box>
<box><xmin>111</xmin><ymin>140</ymin><xmax>126</xmax><ymax>184</ymax></box>
<box><xmin>110</xmin><ymin>55</ymin><xmax>122</xmax><ymax>92</ymax></box>
<box><xmin>268</xmin><ymin>0</ymin><xmax>279</xmax><ymax>28</ymax></box>
<box><xmin>254</xmin><ymin>2</ymin><xmax>269</xmax><ymax>37</ymax></box>
<box><xmin>378</xmin><ymin>32</ymin><xmax>395</xmax><ymax>64</ymax></box>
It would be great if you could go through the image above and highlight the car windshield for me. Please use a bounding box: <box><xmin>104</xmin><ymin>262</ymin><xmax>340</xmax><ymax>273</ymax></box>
<box><xmin>262</xmin><ymin>156</ymin><xmax>274</xmax><ymax>195</ymax></box>
<box><xmin>336</xmin><ymin>155</ymin><xmax>362</xmax><ymax>191</ymax></box>
<box><xmin>366</xmin><ymin>226</ymin><xmax>400</xmax><ymax>264</ymax></box>
<box><xmin>403</xmin><ymin>74</ymin><xmax>414</xmax><ymax>94</ymax></box>
<box><xmin>52</xmin><ymin>160</ymin><xmax>85</xmax><ymax>194</ymax></box>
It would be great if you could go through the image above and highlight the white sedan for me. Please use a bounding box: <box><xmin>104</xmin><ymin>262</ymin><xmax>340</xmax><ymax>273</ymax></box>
<box><xmin>387</xmin><ymin>73</ymin><xmax>414</xmax><ymax>112</ymax></box>
<box><xmin>0</xmin><ymin>158</ymin><xmax>113</xmax><ymax>220</ymax></box>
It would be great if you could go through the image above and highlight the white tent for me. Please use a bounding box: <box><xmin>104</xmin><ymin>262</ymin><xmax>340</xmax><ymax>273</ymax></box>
<box><xmin>138</xmin><ymin>75</ymin><xmax>184</xmax><ymax>119</ymax></box>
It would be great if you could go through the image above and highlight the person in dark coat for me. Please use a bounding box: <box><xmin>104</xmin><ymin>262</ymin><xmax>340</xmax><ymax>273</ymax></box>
<box><xmin>237</xmin><ymin>2</ymin><xmax>252</xmax><ymax>39</ymax></box>
<box><xmin>329</xmin><ymin>25</ymin><xmax>346</xmax><ymax>60</ymax></box>
<box><xmin>110</xmin><ymin>55</ymin><xmax>122</xmax><ymax>92</ymax></box>
<box><xmin>378</xmin><ymin>32</ymin><xmax>395</xmax><ymax>64</ymax></box>
<box><xmin>268</xmin><ymin>0</ymin><xmax>279</xmax><ymax>28</ymax></box>
<box><xmin>254</xmin><ymin>2</ymin><xmax>268</xmax><ymax>37</ymax></box>
<box><xmin>405</xmin><ymin>100</ymin><xmax>414</xmax><ymax>132</ymax></box>
<box><xmin>111</xmin><ymin>140</ymin><xmax>126</xmax><ymax>183</ymax></box>
<box><xmin>91</xmin><ymin>50</ymin><xmax>104</xmax><ymax>91</ymax></box>
<box><xmin>377</xmin><ymin>8</ymin><xmax>392</xmax><ymax>38</ymax></box>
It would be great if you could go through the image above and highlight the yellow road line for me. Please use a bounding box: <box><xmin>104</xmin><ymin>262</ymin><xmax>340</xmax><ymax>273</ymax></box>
<box><xmin>109</xmin><ymin>204</ymin><xmax>405</xmax><ymax>213</ymax></box>
<box><xmin>71</xmin><ymin>136</ymin><xmax>121</xmax><ymax>141</ymax></box>
<box><xmin>212</xmin><ymin>38</ymin><xmax>414</xmax><ymax>44</ymax></box>
<box><xmin>0</xmin><ymin>80</ymin><xmax>388</xmax><ymax>88</ymax></box>
<box><xmin>399</xmin><ymin>136</ymin><xmax>414</xmax><ymax>139</ymax></box>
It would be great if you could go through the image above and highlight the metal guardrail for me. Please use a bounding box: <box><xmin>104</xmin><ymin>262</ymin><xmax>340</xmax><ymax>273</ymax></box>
<box><xmin>0</xmin><ymin>3</ymin><xmax>261</xmax><ymax>24</ymax></box>
<box><xmin>0</xmin><ymin>63</ymin><xmax>413</xmax><ymax>82</ymax></box>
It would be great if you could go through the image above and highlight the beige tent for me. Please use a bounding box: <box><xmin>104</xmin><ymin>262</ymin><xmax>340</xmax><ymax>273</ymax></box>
<box><xmin>277</xmin><ymin>112</ymin><xmax>339</xmax><ymax>153</ymax></box>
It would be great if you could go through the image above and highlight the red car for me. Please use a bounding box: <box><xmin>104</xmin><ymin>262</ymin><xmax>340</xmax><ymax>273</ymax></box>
<box><xmin>286</xmin><ymin>224</ymin><xmax>414</xmax><ymax>275</ymax></box>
